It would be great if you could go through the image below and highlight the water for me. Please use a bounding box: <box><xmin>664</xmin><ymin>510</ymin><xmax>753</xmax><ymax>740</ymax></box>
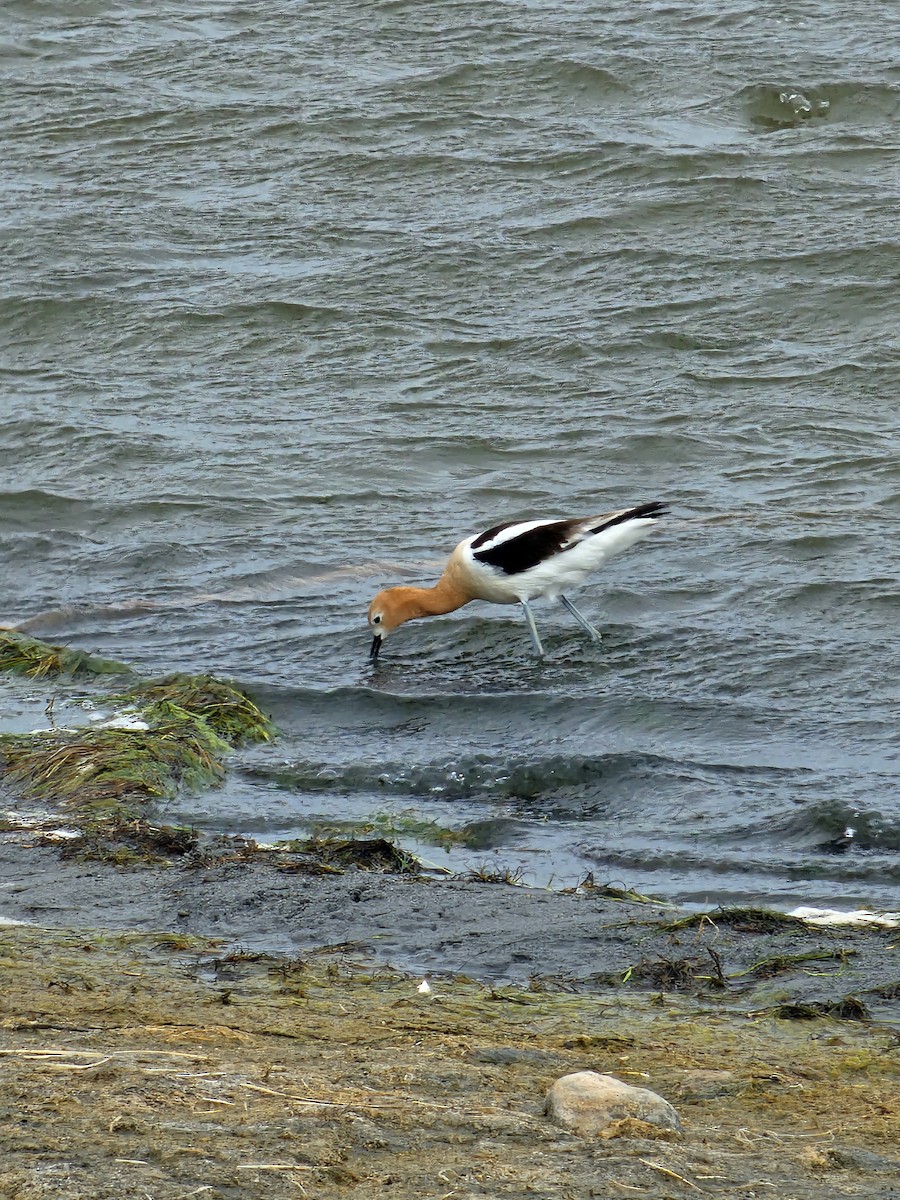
<box><xmin>2</xmin><ymin>1</ymin><xmax>899</xmax><ymax>911</ymax></box>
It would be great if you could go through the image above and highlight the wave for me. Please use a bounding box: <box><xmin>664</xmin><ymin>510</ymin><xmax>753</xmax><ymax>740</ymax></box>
<box><xmin>379</xmin><ymin>56</ymin><xmax>627</xmax><ymax>105</ymax></box>
<box><xmin>587</xmin><ymin>845</ymin><xmax>900</xmax><ymax>886</ymax></box>
<box><xmin>774</xmin><ymin>801</ymin><xmax>900</xmax><ymax>853</ymax></box>
<box><xmin>731</xmin><ymin>80</ymin><xmax>900</xmax><ymax>131</ymax></box>
<box><xmin>242</xmin><ymin>749</ymin><xmax>800</xmax><ymax>804</ymax></box>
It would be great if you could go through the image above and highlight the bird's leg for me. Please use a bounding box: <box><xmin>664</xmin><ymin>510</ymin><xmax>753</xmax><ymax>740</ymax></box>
<box><xmin>560</xmin><ymin>594</ymin><xmax>602</xmax><ymax>643</ymax></box>
<box><xmin>520</xmin><ymin>600</ymin><xmax>544</xmax><ymax>658</ymax></box>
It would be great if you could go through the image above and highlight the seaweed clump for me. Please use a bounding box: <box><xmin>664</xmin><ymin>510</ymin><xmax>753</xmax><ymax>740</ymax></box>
<box><xmin>54</xmin><ymin>818</ymin><xmax>200</xmax><ymax>867</ymax></box>
<box><xmin>120</xmin><ymin>674</ymin><xmax>273</xmax><ymax>745</ymax></box>
<box><xmin>760</xmin><ymin>995</ymin><xmax>872</xmax><ymax>1022</ymax></box>
<box><xmin>0</xmin><ymin>630</ymin><xmax>130</xmax><ymax>679</ymax></box>
<box><xmin>0</xmin><ymin>676</ymin><xmax>273</xmax><ymax>824</ymax></box>
<box><xmin>744</xmin><ymin>947</ymin><xmax>857</xmax><ymax>980</ymax></box>
<box><xmin>665</xmin><ymin>906</ymin><xmax>809</xmax><ymax>934</ymax></box>
<box><xmin>0</xmin><ymin>705</ymin><xmax>229</xmax><ymax>816</ymax></box>
<box><xmin>610</xmin><ymin>952</ymin><xmax>727</xmax><ymax>994</ymax></box>
<box><xmin>293</xmin><ymin>837</ymin><xmax>422</xmax><ymax>874</ymax></box>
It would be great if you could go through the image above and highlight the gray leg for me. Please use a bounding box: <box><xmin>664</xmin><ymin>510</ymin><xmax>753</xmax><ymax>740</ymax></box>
<box><xmin>520</xmin><ymin>600</ymin><xmax>544</xmax><ymax>658</ymax></box>
<box><xmin>560</xmin><ymin>594</ymin><xmax>602</xmax><ymax>642</ymax></box>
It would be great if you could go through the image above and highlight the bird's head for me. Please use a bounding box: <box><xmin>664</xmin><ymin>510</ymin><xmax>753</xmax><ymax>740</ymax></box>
<box><xmin>366</xmin><ymin>588</ymin><xmax>425</xmax><ymax>659</ymax></box>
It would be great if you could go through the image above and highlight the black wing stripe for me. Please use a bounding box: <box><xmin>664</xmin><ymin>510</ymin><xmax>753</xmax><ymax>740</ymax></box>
<box><xmin>473</xmin><ymin>503</ymin><xmax>669</xmax><ymax>577</ymax></box>
<box><xmin>470</xmin><ymin>519</ymin><xmax>521</xmax><ymax>551</ymax></box>
<box><xmin>472</xmin><ymin>518</ymin><xmax>582</xmax><ymax>577</ymax></box>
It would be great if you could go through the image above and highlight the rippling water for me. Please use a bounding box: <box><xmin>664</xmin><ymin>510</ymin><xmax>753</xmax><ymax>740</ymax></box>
<box><xmin>2</xmin><ymin>1</ymin><xmax>899</xmax><ymax>909</ymax></box>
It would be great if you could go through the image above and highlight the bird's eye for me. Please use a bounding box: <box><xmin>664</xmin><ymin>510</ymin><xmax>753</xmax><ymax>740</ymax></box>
<box><xmin>372</xmin><ymin>614</ymin><xmax>382</xmax><ymax>625</ymax></box>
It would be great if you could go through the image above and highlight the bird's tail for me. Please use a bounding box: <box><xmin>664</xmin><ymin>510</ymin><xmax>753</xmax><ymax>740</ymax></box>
<box><xmin>590</xmin><ymin>501</ymin><xmax>668</xmax><ymax>535</ymax></box>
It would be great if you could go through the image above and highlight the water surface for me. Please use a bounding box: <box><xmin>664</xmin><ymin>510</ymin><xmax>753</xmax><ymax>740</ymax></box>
<box><xmin>2</xmin><ymin>0</ymin><xmax>899</xmax><ymax>910</ymax></box>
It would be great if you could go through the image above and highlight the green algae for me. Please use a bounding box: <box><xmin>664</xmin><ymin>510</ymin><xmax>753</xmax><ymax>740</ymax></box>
<box><xmin>115</xmin><ymin>673</ymin><xmax>274</xmax><ymax>744</ymax></box>
<box><xmin>0</xmin><ymin>658</ymin><xmax>275</xmax><ymax>857</ymax></box>
<box><xmin>0</xmin><ymin>629</ymin><xmax>131</xmax><ymax>678</ymax></box>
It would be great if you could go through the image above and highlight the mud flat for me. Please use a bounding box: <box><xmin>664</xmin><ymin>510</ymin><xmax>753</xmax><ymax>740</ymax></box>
<box><xmin>1</xmin><ymin>839</ymin><xmax>900</xmax><ymax>1018</ymax></box>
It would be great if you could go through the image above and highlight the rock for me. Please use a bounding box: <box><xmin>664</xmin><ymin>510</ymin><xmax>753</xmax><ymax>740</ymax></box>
<box><xmin>545</xmin><ymin>1071</ymin><xmax>682</xmax><ymax>1137</ymax></box>
<box><xmin>834</xmin><ymin>1147</ymin><xmax>900</xmax><ymax>1171</ymax></box>
<box><xmin>471</xmin><ymin>1047</ymin><xmax>561</xmax><ymax>1067</ymax></box>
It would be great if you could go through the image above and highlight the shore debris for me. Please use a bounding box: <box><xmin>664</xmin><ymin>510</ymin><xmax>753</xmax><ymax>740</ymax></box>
<box><xmin>664</xmin><ymin>906</ymin><xmax>809</xmax><ymax>934</ymax></box>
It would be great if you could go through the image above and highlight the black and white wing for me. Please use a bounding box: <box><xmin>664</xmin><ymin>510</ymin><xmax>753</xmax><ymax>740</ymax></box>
<box><xmin>470</xmin><ymin>502</ymin><xmax>668</xmax><ymax>577</ymax></box>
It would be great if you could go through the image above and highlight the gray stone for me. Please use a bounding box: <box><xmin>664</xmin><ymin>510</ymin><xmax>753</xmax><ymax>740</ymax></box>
<box><xmin>545</xmin><ymin>1070</ymin><xmax>682</xmax><ymax>1137</ymax></box>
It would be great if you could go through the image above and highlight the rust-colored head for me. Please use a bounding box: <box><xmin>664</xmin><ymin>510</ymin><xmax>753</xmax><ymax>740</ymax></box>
<box><xmin>366</xmin><ymin>587</ymin><xmax>425</xmax><ymax>659</ymax></box>
<box><xmin>366</xmin><ymin>567</ymin><xmax>472</xmax><ymax>660</ymax></box>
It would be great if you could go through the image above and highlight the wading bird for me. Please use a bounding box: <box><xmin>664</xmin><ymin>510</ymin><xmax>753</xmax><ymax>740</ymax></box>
<box><xmin>367</xmin><ymin>501</ymin><xmax>667</xmax><ymax>659</ymax></box>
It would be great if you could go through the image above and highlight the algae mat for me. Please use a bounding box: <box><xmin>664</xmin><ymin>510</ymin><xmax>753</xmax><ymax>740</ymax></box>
<box><xmin>0</xmin><ymin>925</ymin><xmax>897</xmax><ymax>1200</ymax></box>
<box><xmin>0</xmin><ymin>630</ymin><xmax>273</xmax><ymax>856</ymax></box>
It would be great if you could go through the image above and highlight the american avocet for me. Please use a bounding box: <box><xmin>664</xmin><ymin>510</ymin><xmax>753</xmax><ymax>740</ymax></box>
<box><xmin>367</xmin><ymin>501</ymin><xmax>668</xmax><ymax>659</ymax></box>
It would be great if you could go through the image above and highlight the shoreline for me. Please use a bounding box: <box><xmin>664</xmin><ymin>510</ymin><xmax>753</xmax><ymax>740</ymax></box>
<box><xmin>1</xmin><ymin>834</ymin><xmax>898</xmax><ymax>1023</ymax></box>
<box><xmin>1</xmin><ymin>635</ymin><xmax>898</xmax><ymax>1196</ymax></box>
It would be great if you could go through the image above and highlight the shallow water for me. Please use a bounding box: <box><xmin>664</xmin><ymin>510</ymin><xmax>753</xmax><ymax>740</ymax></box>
<box><xmin>2</xmin><ymin>1</ymin><xmax>899</xmax><ymax>909</ymax></box>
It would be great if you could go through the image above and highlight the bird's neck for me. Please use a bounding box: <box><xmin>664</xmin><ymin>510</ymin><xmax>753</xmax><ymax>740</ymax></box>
<box><xmin>393</xmin><ymin>574</ymin><xmax>472</xmax><ymax>621</ymax></box>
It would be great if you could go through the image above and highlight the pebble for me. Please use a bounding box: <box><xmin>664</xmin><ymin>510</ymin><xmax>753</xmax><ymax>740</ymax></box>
<box><xmin>545</xmin><ymin>1070</ymin><xmax>682</xmax><ymax>1137</ymax></box>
